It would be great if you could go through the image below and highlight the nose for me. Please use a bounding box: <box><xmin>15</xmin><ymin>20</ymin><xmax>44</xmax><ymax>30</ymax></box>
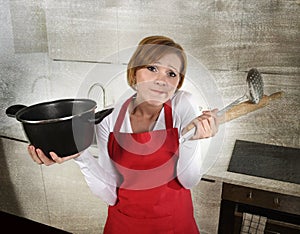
<box><xmin>154</xmin><ymin>72</ymin><xmax>167</xmax><ymax>86</ymax></box>
<box><xmin>155</xmin><ymin>79</ymin><xmax>166</xmax><ymax>86</ymax></box>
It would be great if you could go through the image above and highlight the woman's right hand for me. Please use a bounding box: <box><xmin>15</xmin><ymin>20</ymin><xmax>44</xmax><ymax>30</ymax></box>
<box><xmin>27</xmin><ymin>145</ymin><xmax>81</xmax><ymax>166</ymax></box>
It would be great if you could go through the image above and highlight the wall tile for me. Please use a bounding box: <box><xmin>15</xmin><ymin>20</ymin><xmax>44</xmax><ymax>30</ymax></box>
<box><xmin>117</xmin><ymin>0</ymin><xmax>242</xmax><ymax>70</ymax></box>
<box><xmin>9</xmin><ymin>0</ymin><xmax>48</xmax><ymax>53</ymax></box>
<box><xmin>45</xmin><ymin>0</ymin><xmax>118</xmax><ymax>63</ymax></box>
<box><xmin>238</xmin><ymin>0</ymin><xmax>300</xmax><ymax>73</ymax></box>
<box><xmin>0</xmin><ymin>53</ymin><xmax>50</xmax><ymax>141</ymax></box>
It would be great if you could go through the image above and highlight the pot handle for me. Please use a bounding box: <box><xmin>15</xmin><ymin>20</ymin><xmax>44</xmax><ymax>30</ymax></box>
<box><xmin>6</xmin><ymin>104</ymin><xmax>27</xmax><ymax>118</ymax></box>
<box><xmin>91</xmin><ymin>108</ymin><xmax>114</xmax><ymax>124</ymax></box>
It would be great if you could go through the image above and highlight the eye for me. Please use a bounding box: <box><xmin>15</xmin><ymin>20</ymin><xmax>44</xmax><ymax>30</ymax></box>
<box><xmin>168</xmin><ymin>71</ymin><xmax>177</xmax><ymax>78</ymax></box>
<box><xmin>146</xmin><ymin>65</ymin><xmax>157</xmax><ymax>72</ymax></box>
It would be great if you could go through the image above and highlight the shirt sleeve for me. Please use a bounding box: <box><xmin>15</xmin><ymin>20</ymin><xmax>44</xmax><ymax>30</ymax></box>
<box><xmin>172</xmin><ymin>91</ymin><xmax>204</xmax><ymax>189</ymax></box>
<box><xmin>74</xmin><ymin>111</ymin><xmax>121</xmax><ymax>206</ymax></box>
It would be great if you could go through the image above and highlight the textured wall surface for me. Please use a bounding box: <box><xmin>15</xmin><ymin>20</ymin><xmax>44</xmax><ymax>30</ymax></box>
<box><xmin>0</xmin><ymin>0</ymin><xmax>299</xmax><ymax>233</ymax></box>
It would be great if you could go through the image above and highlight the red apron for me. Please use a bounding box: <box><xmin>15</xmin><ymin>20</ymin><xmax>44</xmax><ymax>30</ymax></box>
<box><xmin>104</xmin><ymin>97</ymin><xmax>200</xmax><ymax>234</ymax></box>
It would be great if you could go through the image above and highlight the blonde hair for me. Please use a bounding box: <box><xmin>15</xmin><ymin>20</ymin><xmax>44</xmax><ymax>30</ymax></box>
<box><xmin>127</xmin><ymin>35</ymin><xmax>187</xmax><ymax>89</ymax></box>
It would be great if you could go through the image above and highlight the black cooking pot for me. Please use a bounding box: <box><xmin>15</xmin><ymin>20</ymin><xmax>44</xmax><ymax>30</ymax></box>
<box><xmin>6</xmin><ymin>99</ymin><xmax>113</xmax><ymax>158</ymax></box>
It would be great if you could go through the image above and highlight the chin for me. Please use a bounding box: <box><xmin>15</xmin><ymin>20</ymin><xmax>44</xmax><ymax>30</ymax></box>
<box><xmin>138</xmin><ymin>91</ymin><xmax>172</xmax><ymax>105</ymax></box>
<box><xmin>147</xmin><ymin>100</ymin><xmax>164</xmax><ymax>106</ymax></box>
<box><xmin>146</xmin><ymin>97</ymin><xmax>168</xmax><ymax>106</ymax></box>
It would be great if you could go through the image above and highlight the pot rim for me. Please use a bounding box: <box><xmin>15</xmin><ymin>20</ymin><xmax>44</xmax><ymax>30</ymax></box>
<box><xmin>16</xmin><ymin>98</ymin><xmax>97</xmax><ymax>124</ymax></box>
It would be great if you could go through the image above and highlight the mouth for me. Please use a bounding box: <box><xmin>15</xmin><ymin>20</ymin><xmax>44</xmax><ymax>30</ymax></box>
<box><xmin>150</xmin><ymin>89</ymin><xmax>166</xmax><ymax>95</ymax></box>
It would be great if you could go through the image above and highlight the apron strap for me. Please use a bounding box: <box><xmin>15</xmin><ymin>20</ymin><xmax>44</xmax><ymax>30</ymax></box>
<box><xmin>164</xmin><ymin>99</ymin><xmax>173</xmax><ymax>129</ymax></box>
<box><xmin>114</xmin><ymin>96</ymin><xmax>132</xmax><ymax>132</ymax></box>
<box><xmin>114</xmin><ymin>95</ymin><xmax>173</xmax><ymax>132</ymax></box>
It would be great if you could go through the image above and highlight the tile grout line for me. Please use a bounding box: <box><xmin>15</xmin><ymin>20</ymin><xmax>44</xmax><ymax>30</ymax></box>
<box><xmin>40</xmin><ymin>165</ymin><xmax>51</xmax><ymax>225</ymax></box>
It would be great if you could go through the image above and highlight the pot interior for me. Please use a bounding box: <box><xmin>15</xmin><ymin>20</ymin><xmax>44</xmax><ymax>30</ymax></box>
<box><xmin>17</xmin><ymin>99</ymin><xmax>96</xmax><ymax>122</ymax></box>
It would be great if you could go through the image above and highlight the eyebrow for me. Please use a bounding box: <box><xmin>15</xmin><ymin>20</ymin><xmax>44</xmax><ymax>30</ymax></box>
<box><xmin>153</xmin><ymin>62</ymin><xmax>179</xmax><ymax>73</ymax></box>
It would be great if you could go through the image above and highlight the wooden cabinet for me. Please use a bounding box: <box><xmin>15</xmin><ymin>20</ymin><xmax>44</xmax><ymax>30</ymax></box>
<box><xmin>218</xmin><ymin>183</ymin><xmax>300</xmax><ymax>234</ymax></box>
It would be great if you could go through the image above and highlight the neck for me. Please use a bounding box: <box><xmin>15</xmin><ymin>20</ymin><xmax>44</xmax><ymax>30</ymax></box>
<box><xmin>130</xmin><ymin>99</ymin><xmax>163</xmax><ymax>120</ymax></box>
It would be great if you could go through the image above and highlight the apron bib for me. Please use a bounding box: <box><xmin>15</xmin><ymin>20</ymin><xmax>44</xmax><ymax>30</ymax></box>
<box><xmin>104</xmin><ymin>96</ymin><xmax>199</xmax><ymax>234</ymax></box>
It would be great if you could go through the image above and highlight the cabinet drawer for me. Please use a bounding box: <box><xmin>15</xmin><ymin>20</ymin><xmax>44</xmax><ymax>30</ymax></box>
<box><xmin>222</xmin><ymin>183</ymin><xmax>300</xmax><ymax>216</ymax></box>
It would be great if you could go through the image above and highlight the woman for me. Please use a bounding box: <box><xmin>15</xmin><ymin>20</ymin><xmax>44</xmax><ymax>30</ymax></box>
<box><xmin>28</xmin><ymin>35</ymin><xmax>219</xmax><ymax>234</ymax></box>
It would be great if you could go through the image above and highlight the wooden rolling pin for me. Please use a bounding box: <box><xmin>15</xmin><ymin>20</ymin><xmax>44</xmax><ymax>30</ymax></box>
<box><xmin>180</xmin><ymin>91</ymin><xmax>285</xmax><ymax>142</ymax></box>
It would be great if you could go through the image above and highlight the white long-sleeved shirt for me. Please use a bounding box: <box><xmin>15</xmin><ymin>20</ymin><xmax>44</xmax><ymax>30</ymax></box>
<box><xmin>74</xmin><ymin>90</ymin><xmax>204</xmax><ymax>205</ymax></box>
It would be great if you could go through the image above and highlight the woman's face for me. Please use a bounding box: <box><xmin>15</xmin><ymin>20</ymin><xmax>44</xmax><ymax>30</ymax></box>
<box><xmin>135</xmin><ymin>53</ymin><xmax>182</xmax><ymax>106</ymax></box>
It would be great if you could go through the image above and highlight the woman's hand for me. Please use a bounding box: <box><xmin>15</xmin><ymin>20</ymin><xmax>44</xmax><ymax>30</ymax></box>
<box><xmin>27</xmin><ymin>145</ymin><xmax>81</xmax><ymax>166</ymax></box>
<box><xmin>182</xmin><ymin>108</ymin><xmax>219</xmax><ymax>140</ymax></box>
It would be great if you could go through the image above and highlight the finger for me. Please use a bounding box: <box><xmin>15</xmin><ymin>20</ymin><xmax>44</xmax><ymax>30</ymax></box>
<box><xmin>49</xmin><ymin>151</ymin><xmax>65</xmax><ymax>164</ymax></box>
<box><xmin>36</xmin><ymin>149</ymin><xmax>55</xmax><ymax>166</ymax></box>
<box><xmin>202</xmin><ymin>110</ymin><xmax>219</xmax><ymax>133</ymax></box>
<box><xmin>211</xmin><ymin>108</ymin><xmax>219</xmax><ymax>114</ymax></box>
<box><xmin>210</xmin><ymin>109</ymin><xmax>220</xmax><ymax>124</ymax></box>
<box><xmin>196</xmin><ymin>115</ymin><xmax>217</xmax><ymax>138</ymax></box>
<box><xmin>49</xmin><ymin>152</ymin><xmax>81</xmax><ymax>164</ymax></box>
<box><xmin>198</xmin><ymin>115</ymin><xmax>213</xmax><ymax>129</ymax></box>
<box><xmin>194</xmin><ymin>121</ymin><xmax>206</xmax><ymax>139</ymax></box>
<box><xmin>203</xmin><ymin>108</ymin><xmax>218</xmax><ymax>113</ymax></box>
<box><xmin>201</xmin><ymin>118</ymin><xmax>214</xmax><ymax>138</ymax></box>
<box><xmin>202</xmin><ymin>118</ymin><xmax>211</xmax><ymax>132</ymax></box>
<box><xmin>202</xmin><ymin>108</ymin><xmax>218</xmax><ymax>118</ymax></box>
<box><xmin>205</xmin><ymin>108</ymin><xmax>218</xmax><ymax>114</ymax></box>
<box><xmin>192</xmin><ymin>118</ymin><xmax>207</xmax><ymax>139</ymax></box>
<box><xmin>27</xmin><ymin>145</ymin><xmax>43</xmax><ymax>164</ymax></box>
<box><xmin>207</xmin><ymin>116</ymin><xmax>218</xmax><ymax>136</ymax></box>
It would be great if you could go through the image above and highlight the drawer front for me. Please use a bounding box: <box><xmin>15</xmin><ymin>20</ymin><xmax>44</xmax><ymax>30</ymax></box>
<box><xmin>222</xmin><ymin>183</ymin><xmax>300</xmax><ymax>216</ymax></box>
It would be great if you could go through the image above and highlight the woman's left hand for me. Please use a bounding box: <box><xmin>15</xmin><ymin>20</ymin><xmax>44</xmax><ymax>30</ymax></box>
<box><xmin>27</xmin><ymin>145</ymin><xmax>81</xmax><ymax>166</ymax></box>
<box><xmin>182</xmin><ymin>108</ymin><xmax>219</xmax><ymax>139</ymax></box>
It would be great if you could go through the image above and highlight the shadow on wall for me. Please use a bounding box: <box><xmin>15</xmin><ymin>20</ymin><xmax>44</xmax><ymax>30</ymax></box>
<box><xmin>0</xmin><ymin>137</ymin><xmax>23</xmax><ymax>216</ymax></box>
